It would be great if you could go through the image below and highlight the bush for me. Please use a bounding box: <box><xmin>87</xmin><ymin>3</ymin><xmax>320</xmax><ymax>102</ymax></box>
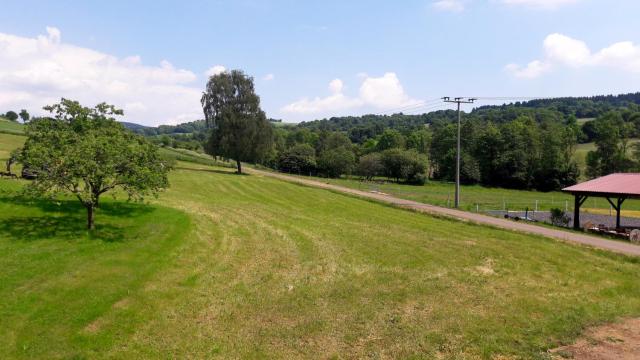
<box><xmin>318</xmin><ymin>147</ymin><xmax>355</xmax><ymax>178</ymax></box>
<box><xmin>356</xmin><ymin>153</ymin><xmax>383</xmax><ymax>180</ymax></box>
<box><xmin>549</xmin><ymin>208</ymin><xmax>571</xmax><ymax>227</ymax></box>
<box><xmin>278</xmin><ymin>144</ymin><xmax>316</xmax><ymax>174</ymax></box>
<box><xmin>380</xmin><ymin>148</ymin><xmax>428</xmax><ymax>183</ymax></box>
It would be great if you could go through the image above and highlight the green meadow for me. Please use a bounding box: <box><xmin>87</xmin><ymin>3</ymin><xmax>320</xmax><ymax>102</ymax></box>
<box><xmin>3</xmin><ymin>132</ymin><xmax>640</xmax><ymax>358</ymax></box>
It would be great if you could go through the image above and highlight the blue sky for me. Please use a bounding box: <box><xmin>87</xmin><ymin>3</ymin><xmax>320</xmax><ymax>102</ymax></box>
<box><xmin>0</xmin><ymin>0</ymin><xmax>639</xmax><ymax>125</ymax></box>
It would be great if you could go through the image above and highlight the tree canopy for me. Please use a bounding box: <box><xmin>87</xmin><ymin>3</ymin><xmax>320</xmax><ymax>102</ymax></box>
<box><xmin>201</xmin><ymin>70</ymin><xmax>273</xmax><ymax>173</ymax></box>
<box><xmin>18</xmin><ymin>99</ymin><xmax>171</xmax><ymax>229</ymax></box>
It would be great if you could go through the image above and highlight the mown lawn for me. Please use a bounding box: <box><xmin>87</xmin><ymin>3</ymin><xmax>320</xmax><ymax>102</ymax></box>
<box><xmin>3</xmin><ymin>132</ymin><xmax>640</xmax><ymax>358</ymax></box>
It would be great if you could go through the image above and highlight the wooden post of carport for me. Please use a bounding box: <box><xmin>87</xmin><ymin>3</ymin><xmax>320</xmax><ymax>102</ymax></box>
<box><xmin>573</xmin><ymin>194</ymin><xmax>588</xmax><ymax>230</ymax></box>
<box><xmin>605</xmin><ymin>196</ymin><xmax>627</xmax><ymax>229</ymax></box>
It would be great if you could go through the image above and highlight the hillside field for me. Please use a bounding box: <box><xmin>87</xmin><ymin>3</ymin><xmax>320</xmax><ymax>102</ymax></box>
<box><xmin>0</xmin><ymin>118</ymin><xmax>24</xmax><ymax>135</ymax></box>
<box><xmin>3</xmin><ymin>132</ymin><xmax>640</xmax><ymax>358</ymax></box>
<box><xmin>279</xmin><ymin>172</ymin><xmax>640</xmax><ymax>214</ymax></box>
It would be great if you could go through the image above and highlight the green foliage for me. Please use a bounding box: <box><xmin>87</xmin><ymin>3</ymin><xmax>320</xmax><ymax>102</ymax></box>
<box><xmin>4</xmin><ymin>110</ymin><xmax>18</xmax><ymax>122</ymax></box>
<box><xmin>550</xmin><ymin>208</ymin><xmax>571</xmax><ymax>227</ymax></box>
<box><xmin>18</xmin><ymin>109</ymin><xmax>29</xmax><ymax>122</ymax></box>
<box><xmin>586</xmin><ymin>112</ymin><xmax>634</xmax><ymax>177</ymax></box>
<box><xmin>376</xmin><ymin>129</ymin><xmax>405</xmax><ymax>151</ymax></box>
<box><xmin>201</xmin><ymin>70</ymin><xmax>273</xmax><ymax>173</ymax></box>
<box><xmin>356</xmin><ymin>153</ymin><xmax>383</xmax><ymax>180</ymax></box>
<box><xmin>278</xmin><ymin>143</ymin><xmax>317</xmax><ymax>174</ymax></box>
<box><xmin>318</xmin><ymin>147</ymin><xmax>355</xmax><ymax>178</ymax></box>
<box><xmin>18</xmin><ymin>99</ymin><xmax>171</xmax><ymax>229</ymax></box>
<box><xmin>380</xmin><ymin>148</ymin><xmax>428</xmax><ymax>184</ymax></box>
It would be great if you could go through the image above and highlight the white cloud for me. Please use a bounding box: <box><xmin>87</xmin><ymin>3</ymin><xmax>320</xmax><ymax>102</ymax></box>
<box><xmin>263</xmin><ymin>73</ymin><xmax>275</xmax><ymax>81</ymax></box>
<box><xmin>504</xmin><ymin>60</ymin><xmax>551</xmax><ymax>79</ymax></box>
<box><xmin>359</xmin><ymin>73</ymin><xmax>419</xmax><ymax>109</ymax></box>
<box><xmin>281</xmin><ymin>73</ymin><xmax>419</xmax><ymax>115</ymax></box>
<box><xmin>328</xmin><ymin>78</ymin><xmax>344</xmax><ymax>94</ymax></box>
<box><xmin>506</xmin><ymin>33</ymin><xmax>640</xmax><ymax>79</ymax></box>
<box><xmin>205</xmin><ymin>65</ymin><xmax>226</xmax><ymax>77</ymax></box>
<box><xmin>0</xmin><ymin>27</ymin><xmax>203</xmax><ymax>126</ymax></box>
<box><xmin>499</xmin><ymin>0</ymin><xmax>580</xmax><ymax>9</ymax></box>
<box><xmin>432</xmin><ymin>0</ymin><xmax>465</xmax><ymax>12</ymax></box>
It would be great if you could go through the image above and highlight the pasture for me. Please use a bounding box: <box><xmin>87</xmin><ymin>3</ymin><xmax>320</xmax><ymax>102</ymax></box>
<box><xmin>0</xmin><ymin>118</ymin><xmax>24</xmax><ymax>135</ymax></box>
<box><xmin>3</xmin><ymin>132</ymin><xmax>640</xmax><ymax>358</ymax></box>
<box><xmin>289</xmin><ymin>173</ymin><xmax>640</xmax><ymax>214</ymax></box>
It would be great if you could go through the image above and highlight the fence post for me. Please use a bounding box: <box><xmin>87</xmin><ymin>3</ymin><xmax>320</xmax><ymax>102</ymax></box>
<box><xmin>535</xmin><ymin>200</ymin><xmax>538</xmax><ymax>213</ymax></box>
<box><xmin>476</xmin><ymin>204</ymin><xmax>479</xmax><ymax>213</ymax></box>
<box><xmin>565</xmin><ymin>200</ymin><xmax>568</xmax><ymax>212</ymax></box>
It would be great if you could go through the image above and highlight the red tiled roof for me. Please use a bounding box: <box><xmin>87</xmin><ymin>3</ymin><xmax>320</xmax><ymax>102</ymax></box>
<box><xmin>562</xmin><ymin>173</ymin><xmax>640</xmax><ymax>197</ymax></box>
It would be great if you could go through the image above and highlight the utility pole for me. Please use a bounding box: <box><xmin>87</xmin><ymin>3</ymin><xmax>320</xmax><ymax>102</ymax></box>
<box><xmin>442</xmin><ymin>97</ymin><xmax>476</xmax><ymax>208</ymax></box>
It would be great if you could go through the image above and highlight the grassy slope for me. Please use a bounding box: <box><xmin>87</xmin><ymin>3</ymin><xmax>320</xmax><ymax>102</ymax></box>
<box><xmin>574</xmin><ymin>139</ymin><xmax>640</xmax><ymax>173</ymax></box>
<box><xmin>281</xmin><ymin>173</ymin><xmax>640</xmax><ymax>213</ymax></box>
<box><xmin>0</xmin><ymin>118</ymin><xmax>24</xmax><ymax>135</ymax></box>
<box><xmin>4</xmin><ymin>132</ymin><xmax>640</xmax><ymax>358</ymax></box>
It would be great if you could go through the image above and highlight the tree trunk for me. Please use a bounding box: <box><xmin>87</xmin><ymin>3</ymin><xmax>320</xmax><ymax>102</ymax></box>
<box><xmin>87</xmin><ymin>204</ymin><xmax>95</xmax><ymax>230</ymax></box>
<box><xmin>236</xmin><ymin>160</ymin><xmax>242</xmax><ymax>174</ymax></box>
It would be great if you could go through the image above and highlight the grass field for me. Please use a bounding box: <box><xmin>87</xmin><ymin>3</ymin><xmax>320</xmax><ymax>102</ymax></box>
<box><xmin>574</xmin><ymin>139</ymin><xmax>640</xmax><ymax>174</ymax></box>
<box><xmin>0</xmin><ymin>118</ymin><xmax>24</xmax><ymax>135</ymax></box>
<box><xmin>3</xmin><ymin>132</ymin><xmax>640</xmax><ymax>358</ymax></box>
<box><xmin>281</xmin><ymin>172</ymin><xmax>640</xmax><ymax>214</ymax></box>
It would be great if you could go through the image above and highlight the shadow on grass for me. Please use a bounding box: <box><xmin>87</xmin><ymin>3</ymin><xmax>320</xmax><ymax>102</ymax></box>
<box><xmin>0</xmin><ymin>196</ymin><xmax>156</xmax><ymax>242</ymax></box>
<box><xmin>175</xmin><ymin>166</ymin><xmax>249</xmax><ymax>176</ymax></box>
<box><xmin>0</xmin><ymin>215</ymin><xmax>126</xmax><ymax>242</ymax></box>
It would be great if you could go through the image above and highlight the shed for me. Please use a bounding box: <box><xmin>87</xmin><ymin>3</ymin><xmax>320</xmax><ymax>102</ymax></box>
<box><xmin>562</xmin><ymin>173</ymin><xmax>640</xmax><ymax>229</ymax></box>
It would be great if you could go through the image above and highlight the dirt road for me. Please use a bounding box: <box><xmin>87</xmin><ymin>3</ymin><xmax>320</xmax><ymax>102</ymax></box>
<box><xmin>248</xmin><ymin>168</ymin><xmax>640</xmax><ymax>257</ymax></box>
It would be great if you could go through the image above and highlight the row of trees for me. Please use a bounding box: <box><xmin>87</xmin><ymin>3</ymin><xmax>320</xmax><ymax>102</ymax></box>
<box><xmin>199</xmin><ymin>70</ymin><xmax>640</xmax><ymax>190</ymax></box>
<box><xmin>2</xmin><ymin>109</ymin><xmax>29</xmax><ymax>122</ymax></box>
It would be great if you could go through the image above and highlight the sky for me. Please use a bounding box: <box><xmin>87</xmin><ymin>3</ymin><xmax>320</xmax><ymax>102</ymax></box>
<box><xmin>0</xmin><ymin>0</ymin><xmax>639</xmax><ymax>126</ymax></box>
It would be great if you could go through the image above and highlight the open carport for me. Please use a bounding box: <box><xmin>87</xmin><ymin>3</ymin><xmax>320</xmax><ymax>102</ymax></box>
<box><xmin>563</xmin><ymin>173</ymin><xmax>640</xmax><ymax>230</ymax></box>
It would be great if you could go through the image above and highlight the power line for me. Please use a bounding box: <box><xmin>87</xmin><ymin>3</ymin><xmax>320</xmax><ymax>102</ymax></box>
<box><xmin>403</xmin><ymin>103</ymin><xmax>455</xmax><ymax>115</ymax></box>
<box><xmin>374</xmin><ymin>98</ymin><xmax>442</xmax><ymax>115</ymax></box>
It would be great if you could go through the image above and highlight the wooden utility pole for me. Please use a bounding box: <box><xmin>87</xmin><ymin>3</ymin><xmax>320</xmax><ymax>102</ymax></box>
<box><xmin>442</xmin><ymin>97</ymin><xmax>476</xmax><ymax>208</ymax></box>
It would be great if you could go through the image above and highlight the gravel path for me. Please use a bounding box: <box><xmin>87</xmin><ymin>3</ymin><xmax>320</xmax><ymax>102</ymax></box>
<box><xmin>488</xmin><ymin>211</ymin><xmax>640</xmax><ymax>229</ymax></box>
<box><xmin>248</xmin><ymin>168</ymin><xmax>640</xmax><ymax>257</ymax></box>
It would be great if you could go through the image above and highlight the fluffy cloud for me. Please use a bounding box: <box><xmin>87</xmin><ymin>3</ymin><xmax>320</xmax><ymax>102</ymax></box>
<box><xmin>281</xmin><ymin>73</ymin><xmax>419</xmax><ymax>116</ymax></box>
<box><xmin>432</xmin><ymin>0</ymin><xmax>465</xmax><ymax>12</ymax></box>
<box><xmin>506</xmin><ymin>33</ymin><xmax>640</xmax><ymax>78</ymax></box>
<box><xmin>504</xmin><ymin>60</ymin><xmax>550</xmax><ymax>79</ymax></box>
<box><xmin>499</xmin><ymin>0</ymin><xmax>580</xmax><ymax>9</ymax></box>
<box><xmin>205</xmin><ymin>65</ymin><xmax>226</xmax><ymax>77</ymax></box>
<box><xmin>263</xmin><ymin>73</ymin><xmax>275</xmax><ymax>81</ymax></box>
<box><xmin>0</xmin><ymin>27</ymin><xmax>203</xmax><ymax>126</ymax></box>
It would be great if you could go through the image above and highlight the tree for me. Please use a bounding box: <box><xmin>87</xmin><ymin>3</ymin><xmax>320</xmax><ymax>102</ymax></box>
<box><xmin>380</xmin><ymin>148</ymin><xmax>428</xmax><ymax>184</ymax></box>
<box><xmin>356</xmin><ymin>153</ymin><xmax>383</xmax><ymax>180</ymax></box>
<box><xmin>201</xmin><ymin>69</ymin><xmax>273</xmax><ymax>174</ymax></box>
<box><xmin>18</xmin><ymin>99</ymin><xmax>171</xmax><ymax>230</ymax></box>
<box><xmin>376</xmin><ymin>129</ymin><xmax>405</xmax><ymax>151</ymax></box>
<box><xmin>318</xmin><ymin>147</ymin><xmax>355</xmax><ymax>178</ymax></box>
<box><xmin>6</xmin><ymin>148</ymin><xmax>19</xmax><ymax>174</ymax></box>
<box><xmin>406</xmin><ymin>129</ymin><xmax>431</xmax><ymax>154</ymax></box>
<box><xmin>19</xmin><ymin>109</ymin><xmax>30</xmax><ymax>122</ymax></box>
<box><xmin>586</xmin><ymin>112</ymin><xmax>633</xmax><ymax>177</ymax></box>
<box><xmin>278</xmin><ymin>144</ymin><xmax>316</xmax><ymax>174</ymax></box>
<box><xmin>4</xmin><ymin>110</ymin><xmax>18</xmax><ymax>122</ymax></box>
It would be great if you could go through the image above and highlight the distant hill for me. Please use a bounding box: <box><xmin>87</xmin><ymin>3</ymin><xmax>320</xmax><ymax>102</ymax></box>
<box><xmin>474</xmin><ymin>92</ymin><xmax>640</xmax><ymax>119</ymax></box>
<box><xmin>120</xmin><ymin>122</ymin><xmax>151</xmax><ymax>132</ymax></box>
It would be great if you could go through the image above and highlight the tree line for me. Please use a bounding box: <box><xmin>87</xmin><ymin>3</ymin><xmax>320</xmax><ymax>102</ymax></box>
<box><xmin>198</xmin><ymin>70</ymin><xmax>640</xmax><ymax>190</ymax></box>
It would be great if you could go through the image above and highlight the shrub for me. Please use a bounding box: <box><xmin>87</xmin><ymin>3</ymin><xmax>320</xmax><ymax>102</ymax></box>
<box><xmin>356</xmin><ymin>153</ymin><xmax>383</xmax><ymax>180</ymax></box>
<box><xmin>549</xmin><ymin>208</ymin><xmax>571</xmax><ymax>227</ymax></box>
